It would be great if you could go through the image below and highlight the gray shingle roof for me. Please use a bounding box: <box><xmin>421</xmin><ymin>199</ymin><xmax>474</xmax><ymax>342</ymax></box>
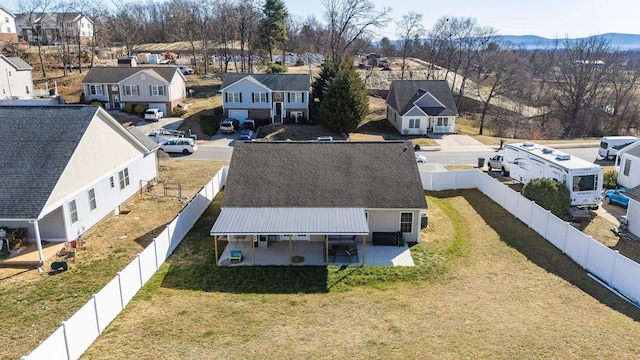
<box><xmin>623</xmin><ymin>185</ymin><xmax>640</xmax><ymax>203</ymax></box>
<box><xmin>0</xmin><ymin>55</ymin><xmax>32</xmax><ymax>70</ymax></box>
<box><xmin>387</xmin><ymin>80</ymin><xmax>459</xmax><ymax>117</ymax></box>
<box><xmin>222</xmin><ymin>141</ymin><xmax>427</xmax><ymax>209</ymax></box>
<box><xmin>0</xmin><ymin>106</ymin><xmax>100</xmax><ymax>219</ymax></box>
<box><xmin>127</xmin><ymin>126</ymin><xmax>159</xmax><ymax>151</ymax></box>
<box><xmin>81</xmin><ymin>66</ymin><xmax>179</xmax><ymax>84</ymax></box>
<box><xmin>221</xmin><ymin>74</ymin><xmax>311</xmax><ymax>91</ymax></box>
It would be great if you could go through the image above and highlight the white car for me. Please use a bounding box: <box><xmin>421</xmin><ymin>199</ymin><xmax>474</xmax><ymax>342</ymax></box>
<box><xmin>415</xmin><ymin>154</ymin><xmax>427</xmax><ymax>163</ymax></box>
<box><xmin>160</xmin><ymin>138</ymin><xmax>197</xmax><ymax>154</ymax></box>
<box><xmin>144</xmin><ymin>108</ymin><xmax>163</xmax><ymax>121</ymax></box>
<box><xmin>178</xmin><ymin>65</ymin><xmax>194</xmax><ymax>75</ymax></box>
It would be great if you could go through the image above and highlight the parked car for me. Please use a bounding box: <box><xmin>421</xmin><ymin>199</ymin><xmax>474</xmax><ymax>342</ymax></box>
<box><xmin>144</xmin><ymin>108</ymin><xmax>163</xmax><ymax>121</ymax></box>
<box><xmin>238</xmin><ymin>129</ymin><xmax>255</xmax><ymax>141</ymax></box>
<box><xmin>242</xmin><ymin>119</ymin><xmax>256</xmax><ymax>131</ymax></box>
<box><xmin>178</xmin><ymin>65</ymin><xmax>194</xmax><ymax>75</ymax></box>
<box><xmin>415</xmin><ymin>154</ymin><xmax>427</xmax><ymax>163</ymax></box>
<box><xmin>604</xmin><ymin>188</ymin><xmax>629</xmax><ymax>208</ymax></box>
<box><xmin>159</xmin><ymin>138</ymin><xmax>197</xmax><ymax>154</ymax></box>
<box><xmin>487</xmin><ymin>154</ymin><xmax>504</xmax><ymax>171</ymax></box>
<box><xmin>220</xmin><ymin>118</ymin><xmax>240</xmax><ymax>134</ymax></box>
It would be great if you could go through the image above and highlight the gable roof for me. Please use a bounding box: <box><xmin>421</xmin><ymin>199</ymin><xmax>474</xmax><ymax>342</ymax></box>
<box><xmin>127</xmin><ymin>126</ymin><xmax>160</xmax><ymax>151</ymax></box>
<box><xmin>81</xmin><ymin>66</ymin><xmax>180</xmax><ymax>84</ymax></box>
<box><xmin>222</xmin><ymin>141</ymin><xmax>427</xmax><ymax>209</ymax></box>
<box><xmin>221</xmin><ymin>74</ymin><xmax>311</xmax><ymax>92</ymax></box>
<box><xmin>623</xmin><ymin>185</ymin><xmax>640</xmax><ymax>203</ymax></box>
<box><xmin>0</xmin><ymin>55</ymin><xmax>32</xmax><ymax>70</ymax></box>
<box><xmin>387</xmin><ymin>80</ymin><xmax>458</xmax><ymax>117</ymax></box>
<box><xmin>0</xmin><ymin>5</ymin><xmax>15</xmax><ymax>17</ymax></box>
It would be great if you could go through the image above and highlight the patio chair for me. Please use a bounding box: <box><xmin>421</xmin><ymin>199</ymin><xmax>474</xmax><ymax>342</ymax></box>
<box><xmin>346</xmin><ymin>248</ymin><xmax>358</xmax><ymax>263</ymax></box>
<box><xmin>229</xmin><ymin>249</ymin><xmax>243</xmax><ymax>263</ymax></box>
<box><xmin>328</xmin><ymin>248</ymin><xmax>337</xmax><ymax>263</ymax></box>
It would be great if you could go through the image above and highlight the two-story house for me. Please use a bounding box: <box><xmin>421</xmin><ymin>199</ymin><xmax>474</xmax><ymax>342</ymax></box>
<box><xmin>221</xmin><ymin>73</ymin><xmax>311</xmax><ymax>123</ymax></box>
<box><xmin>81</xmin><ymin>65</ymin><xmax>187</xmax><ymax>115</ymax></box>
<box><xmin>0</xmin><ymin>54</ymin><xmax>34</xmax><ymax>99</ymax></box>
<box><xmin>0</xmin><ymin>5</ymin><xmax>18</xmax><ymax>45</ymax></box>
<box><xmin>15</xmin><ymin>12</ymin><xmax>93</xmax><ymax>45</ymax></box>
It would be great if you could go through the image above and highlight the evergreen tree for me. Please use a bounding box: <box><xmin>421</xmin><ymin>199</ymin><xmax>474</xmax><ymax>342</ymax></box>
<box><xmin>319</xmin><ymin>57</ymin><xmax>369</xmax><ymax>135</ymax></box>
<box><xmin>260</xmin><ymin>0</ymin><xmax>288</xmax><ymax>62</ymax></box>
<box><xmin>311</xmin><ymin>61</ymin><xmax>338</xmax><ymax>105</ymax></box>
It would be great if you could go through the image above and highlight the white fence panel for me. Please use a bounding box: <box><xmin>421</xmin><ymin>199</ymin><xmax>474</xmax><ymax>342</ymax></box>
<box><xmin>502</xmin><ymin>188</ymin><xmax>521</xmax><ymax>216</ymax></box>
<box><xmin>154</xmin><ymin>229</ymin><xmax>171</xmax><ymax>266</ymax></box>
<box><xmin>139</xmin><ymin>245</ymin><xmax>158</xmax><ymax>285</ymax></box>
<box><xmin>419</xmin><ymin>171</ymin><xmax>435</xmax><ymax>191</ymax></box>
<box><xmin>530</xmin><ymin>205</ymin><xmax>550</xmax><ymax>237</ymax></box>
<box><xmin>431</xmin><ymin>171</ymin><xmax>457</xmax><ymax>191</ymax></box>
<box><xmin>516</xmin><ymin>198</ymin><xmax>534</xmax><ymax>224</ymax></box>
<box><xmin>64</xmin><ymin>299</ymin><xmax>100</xmax><ymax>360</ymax></box>
<box><xmin>94</xmin><ymin>277</ymin><xmax>123</xmax><ymax>333</ymax></box>
<box><xmin>611</xmin><ymin>255</ymin><xmax>640</xmax><ymax>302</ymax></box>
<box><xmin>584</xmin><ymin>240</ymin><xmax>617</xmax><ymax>283</ymax></box>
<box><xmin>546</xmin><ymin>217</ymin><xmax>569</xmax><ymax>250</ymax></box>
<box><xmin>167</xmin><ymin>218</ymin><xmax>180</xmax><ymax>254</ymax></box>
<box><xmin>454</xmin><ymin>169</ymin><xmax>479</xmax><ymax>189</ymax></box>
<box><xmin>118</xmin><ymin>260</ymin><xmax>142</xmax><ymax>306</ymax></box>
<box><xmin>563</xmin><ymin>227</ymin><xmax>591</xmax><ymax>266</ymax></box>
<box><xmin>21</xmin><ymin>326</ymin><xmax>67</xmax><ymax>360</ymax></box>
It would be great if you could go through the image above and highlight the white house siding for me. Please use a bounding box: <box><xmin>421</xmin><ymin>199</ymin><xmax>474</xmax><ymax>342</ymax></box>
<box><xmin>402</xmin><ymin>107</ymin><xmax>429</xmax><ymax>135</ymax></box>
<box><xmin>168</xmin><ymin>72</ymin><xmax>186</xmax><ymax>104</ymax></box>
<box><xmin>387</xmin><ymin>106</ymin><xmax>403</xmax><ymax>134</ymax></box>
<box><xmin>367</xmin><ymin>209</ymin><xmax>421</xmax><ymax>243</ymax></box>
<box><xmin>223</xmin><ymin>79</ymin><xmax>271</xmax><ymax>110</ymax></box>
<box><xmin>0</xmin><ymin>9</ymin><xmax>18</xmax><ymax>44</ymax></box>
<box><xmin>617</xmin><ymin>153</ymin><xmax>640</xmax><ymax>188</ymax></box>
<box><xmin>627</xmin><ymin>200</ymin><xmax>640</xmax><ymax>239</ymax></box>
<box><xmin>39</xmin><ymin>207</ymin><xmax>66</xmax><ymax>240</ymax></box>
<box><xmin>0</xmin><ymin>58</ymin><xmax>34</xmax><ymax>99</ymax></box>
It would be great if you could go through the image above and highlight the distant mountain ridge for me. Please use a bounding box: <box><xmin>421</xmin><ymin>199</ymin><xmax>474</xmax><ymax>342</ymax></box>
<box><xmin>500</xmin><ymin>33</ymin><xmax>640</xmax><ymax>50</ymax></box>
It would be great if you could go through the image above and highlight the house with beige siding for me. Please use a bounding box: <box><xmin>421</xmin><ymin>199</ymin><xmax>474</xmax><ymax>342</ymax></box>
<box><xmin>81</xmin><ymin>65</ymin><xmax>186</xmax><ymax>115</ymax></box>
<box><xmin>0</xmin><ymin>106</ymin><xmax>158</xmax><ymax>264</ymax></box>
<box><xmin>0</xmin><ymin>54</ymin><xmax>34</xmax><ymax>99</ymax></box>
<box><xmin>0</xmin><ymin>5</ymin><xmax>18</xmax><ymax>45</ymax></box>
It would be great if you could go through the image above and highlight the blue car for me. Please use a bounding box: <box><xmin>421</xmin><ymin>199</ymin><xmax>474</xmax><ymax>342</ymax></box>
<box><xmin>238</xmin><ymin>129</ymin><xmax>255</xmax><ymax>141</ymax></box>
<box><xmin>604</xmin><ymin>188</ymin><xmax>629</xmax><ymax>208</ymax></box>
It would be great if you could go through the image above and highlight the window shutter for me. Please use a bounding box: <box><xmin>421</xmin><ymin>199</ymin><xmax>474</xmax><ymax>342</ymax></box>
<box><xmin>149</xmin><ymin>85</ymin><xmax>152</xmax><ymax>95</ymax></box>
<box><xmin>302</xmin><ymin>93</ymin><xmax>305</xmax><ymax>102</ymax></box>
<box><xmin>136</xmin><ymin>85</ymin><xmax>140</xmax><ymax>96</ymax></box>
<box><xmin>252</xmin><ymin>93</ymin><xmax>255</xmax><ymax>103</ymax></box>
<box><xmin>225</xmin><ymin>92</ymin><xmax>228</xmax><ymax>102</ymax></box>
<box><xmin>288</xmin><ymin>93</ymin><xmax>290</xmax><ymax>102</ymax></box>
<box><xmin>240</xmin><ymin>93</ymin><xmax>242</xmax><ymax>102</ymax></box>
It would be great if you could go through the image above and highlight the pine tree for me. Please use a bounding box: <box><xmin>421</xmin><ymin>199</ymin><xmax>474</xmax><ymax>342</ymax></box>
<box><xmin>319</xmin><ymin>57</ymin><xmax>369</xmax><ymax>135</ymax></box>
<box><xmin>261</xmin><ymin>0</ymin><xmax>288</xmax><ymax>62</ymax></box>
<box><xmin>311</xmin><ymin>61</ymin><xmax>338</xmax><ymax>105</ymax></box>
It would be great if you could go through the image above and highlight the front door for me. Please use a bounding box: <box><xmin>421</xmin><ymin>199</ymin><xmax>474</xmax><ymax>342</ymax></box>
<box><xmin>274</xmin><ymin>103</ymin><xmax>283</xmax><ymax>123</ymax></box>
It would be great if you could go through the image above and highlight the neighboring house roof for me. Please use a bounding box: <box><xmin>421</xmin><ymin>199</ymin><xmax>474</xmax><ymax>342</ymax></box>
<box><xmin>387</xmin><ymin>80</ymin><xmax>459</xmax><ymax>117</ymax></box>
<box><xmin>222</xmin><ymin>141</ymin><xmax>427</xmax><ymax>209</ymax></box>
<box><xmin>623</xmin><ymin>185</ymin><xmax>640</xmax><ymax>203</ymax></box>
<box><xmin>127</xmin><ymin>126</ymin><xmax>160</xmax><ymax>151</ymax></box>
<box><xmin>81</xmin><ymin>66</ymin><xmax>180</xmax><ymax>84</ymax></box>
<box><xmin>0</xmin><ymin>55</ymin><xmax>32</xmax><ymax>70</ymax></box>
<box><xmin>221</xmin><ymin>74</ymin><xmax>311</xmax><ymax>92</ymax></box>
<box><xmin>623</xmin><ymin>143</ymin><xmax>640</xmax><ymax>158</ymax></box>
<box><xmin>0</xmin><ymin>5</ymin><xmax>15</xmax><ymax>18</ymax></box>
<box><xmin>0</xmin><ymin>106</ymin><xmax>148</xmax><ymax>220</ymax></box>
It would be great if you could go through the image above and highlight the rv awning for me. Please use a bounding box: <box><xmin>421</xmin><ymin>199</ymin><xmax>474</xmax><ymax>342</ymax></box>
<box><xmin>210</xmin><ymin>207</ymin><xmax>370</xmax><ymax>236</ymax></box>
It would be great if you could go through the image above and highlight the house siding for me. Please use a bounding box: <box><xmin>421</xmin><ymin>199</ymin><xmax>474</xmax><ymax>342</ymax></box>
<box><xmin>120</xmin><ymin>70</ymin><xmax>170</xmax><ymax>103</ymax></box>
<box><xmin>223</xmin><ymin>79</ymin><xmax>272</xmax><ymax>110</ymax></box>
<box><xmin>84</xmin><ymin>84</ymin><xmax>109</xmax><ymax>103</ymax></box>
<box><xmin>617</xmin><ymin>153</ymin><xmax>640</xmax><ymax>188</ymax></box>
<box><xmin>367</xmin><ymin>209</ymin><xmax>421</xmax><ymax>243</ymax></box>
<box><xmin>39</xmin><ymin>207</ymin><xmax>66</xmax><ymax>240</ymax></box>
<box><xmin>0</xmin><ymin>57</ymin><xmax>34</xmax><ymax>99</ymax></box>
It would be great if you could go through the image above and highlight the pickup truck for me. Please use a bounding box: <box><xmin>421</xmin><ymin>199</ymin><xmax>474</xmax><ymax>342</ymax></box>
<box><xmin>487</xmin><ymin>154</ymin><xmax>503</xmax><ymax>172</ymax></box>
<box><xmin>144</xmin><ymin>108</ymin><xmax>163</xmax><ymax>121</ymax></box>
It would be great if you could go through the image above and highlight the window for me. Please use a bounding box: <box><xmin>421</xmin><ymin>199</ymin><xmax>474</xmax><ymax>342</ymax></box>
<box><xmin>25</xmin><ymin>86</ymin><xmax>30</xmax><ymax>94</ymax></box>
<box><xmin>123</xmin><ymin>85</ymin><xmax>139</xmax><ymax>96</ymax></box>
<box><xmin>400</xmin><ymin>212</ymin><xmax>413</xmax><ymax>233</ymax></box>
<box><xmin>150</xmin><ymin>85</ymin><xmax>166</xmax><ymax>96</ymax></box>
<box><xmin>227</xmin><ymin>92</ymin><xmax>241</xmax><ymax>103</ymax></box>
<box><xmin>118</xmin><ymin>168</ymin><xmax>130</xmax><ymax>189</ymax></box>
<box><xmin>624</xmin><ymin>159</ymin><xmax>631</xmax><ymax>176</ymax></box>
<box><xmin>110</xmin><ymin>176</ymin><xmax>114</xmax><ymax>188</ymax></box>
<box><xmin>290</xmin><ymin>111</ymin><xmax>303</xmax><ymax>120</ymax></box>
<box><xmin>572</xmin><ymin>175</ymin><xmax>597</xmax><ymax>192</ymax></box>
<box><xmin>89</xmin><ymin>85</ymin><xmax>103</xmax><ymax>95</ymax></box>
<box><xmin>252</xmin><ymin>92</ymin><xmax>268</xmax><ymax>103</ymax></box>
<box><xmin>69</xmin><ymin>200</ymin><xmax>78</xmax><ymax>224</ymax></box>
<box><xmin>88</xmin><ymin>188</ymin><xmax>97</xmax><ymax>211</ymax></box>
<box><xmin>409</xmin><ymin>119</ymin><xmax>420</xmax><ymax>128</ymax></box>
<box><xmin>289</xmin><ymin>92</ymin><xmax>303</xmax><ymax>103</ymax></box>
<box><xmin>437</xmin><ymin>117</ymin><xmax>449</xmax><ymax>126</ymax></box>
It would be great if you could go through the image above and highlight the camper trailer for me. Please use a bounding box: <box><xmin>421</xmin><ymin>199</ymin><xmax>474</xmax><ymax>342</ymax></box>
<box><xmin>501</xmin><ymin>142</ymin><xmax>603</xmax><ymax>208</ymax></box>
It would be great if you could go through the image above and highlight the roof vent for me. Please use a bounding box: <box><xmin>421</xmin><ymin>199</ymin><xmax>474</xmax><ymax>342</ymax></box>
<box><xmin>522</xmin><ymin>142</ymin><xmax>535</xmax><ymax>147</ymax></box>
<box><xmin>542</xmin><ymin>148</ymin><xmax>553</xmax><ymax>154</ymax></box>
<box><xmin>556</xmin><ymin>154</ymin><xmax>571</xmax><ymax>160</ymax></box>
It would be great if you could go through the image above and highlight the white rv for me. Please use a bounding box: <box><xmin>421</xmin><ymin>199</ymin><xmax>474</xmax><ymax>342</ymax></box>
<box><xmin>598</xmin><ymin>136</ymin><xmax>638</xmax><ymax>160</ymax></box>
<box><xmin>501</xmin><ymin>142</ymin><xmax>603</xmax><ymax>208</ymax></box>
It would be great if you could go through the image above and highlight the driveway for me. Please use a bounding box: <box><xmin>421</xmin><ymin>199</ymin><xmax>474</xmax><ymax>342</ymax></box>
<box><xmin>135</xmin><ymin>117</ymin><xmax>185</xmax><ymax>134</ymax></box>
<box><xmin>428</xmin><ymin>134</ymin><xmax>495</xmax><ymax>152</ymax></box>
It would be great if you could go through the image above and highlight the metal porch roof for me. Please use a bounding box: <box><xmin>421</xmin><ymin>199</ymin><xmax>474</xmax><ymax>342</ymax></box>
<box><xmin>210</xmin><ymin>207</ymin><xmax>370</xmax><ymax>236</ymax></box>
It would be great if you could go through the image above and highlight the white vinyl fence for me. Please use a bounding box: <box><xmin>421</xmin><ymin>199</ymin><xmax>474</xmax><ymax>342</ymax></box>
<box><xmin>22</xmin><ymin>167</ymin><xmax>228</xmax><ymax>360</ymax></box>
<box><xmin>421</xmin><ymin>169</ymin><xmax>640</xmax><ymax>306</ymax></box>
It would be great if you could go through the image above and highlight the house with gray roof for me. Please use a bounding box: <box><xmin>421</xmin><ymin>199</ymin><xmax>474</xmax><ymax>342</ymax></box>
<box><xmin>210</xmin><ymin>141</ymin><xmax>427</xmax><ymax>266</ymax></box>
<box><xmin>0</xmin><ymin>54</ymin><xmax>33</xmax><ymax>99</ymax></box>
<box><xmin>0</xmin><ymin>106</ymin><xmax>158</xmax><ymax>264</ymax></box>
<box><xmin>386</xmin><ymin>80</ymin><xmax>459</xmax><ymax>134</ymax></box>
<box><xmin>220</xmin><ymin>73</ymin><xmax>311</xmax><ymax>124</ymax></box>
<box><xmin>81</xmin><ymin>64</ymin><xmax>186</xmax><ymax>116</ymax></box>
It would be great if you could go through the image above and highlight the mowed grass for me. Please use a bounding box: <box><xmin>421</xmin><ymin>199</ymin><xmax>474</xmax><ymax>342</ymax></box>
<box><xmin>81</xmin><ymin>190</ymin><xmax>640</xmax><ymax>360</ymax></box>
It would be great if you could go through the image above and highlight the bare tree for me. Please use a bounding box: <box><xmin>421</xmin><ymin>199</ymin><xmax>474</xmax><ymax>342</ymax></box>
<box><xmin>18</xmin><ymin>0</ymin><xmax>57</xmax><ymax>77</ymax></box>
<box><xmin>395</xmin><ymin>12</ymin><xmax>425</xmax><ymax>80</ymax></box>
<box><xmin>322</xmin><ymin>0</ymin><xmax>391</xmax><ymax>62</ymax></box>
<box><xmin>234</xmin><ymin>0</ymin><xmax>261</xmax><ymax>73</ymax></box>
<box><xmin>105</xmin><ymin>2</ymin><xmax>143</xmax><ymax>57</ymax></box>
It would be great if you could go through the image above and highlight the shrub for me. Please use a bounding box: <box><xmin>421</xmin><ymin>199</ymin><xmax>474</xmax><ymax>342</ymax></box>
<box><xmin>604</xmin><ymin>170</ymin><xmax>618</xmax><ymax>189</ymax></box>
<box><xmin>213</xmin><ymin>106</ymin><xmax>223</xmax><ymax>117</ymax></box>
<box><xmin>522</xmin><ymin>178</ymin><xmax>571</xmax><ymax>217</ymax></box>
<box><xmin>265</xmin><ymin>62</ymin><xmax>287</xmax><ymax>74</ymax></box>
<box><xmin>89</xmin><ymin>100</ymin><xmax>104</xmax><ymax>108</ymax></box>
<box><xmin>134</xmin><ymin>104</ymin><xmax>145</xmax><ymax>114</ymax></box>
<box><xmin>172</xmin><ymin>107</ymin><xmax>187</xmax><ymax>117</ymax></box>
<box><xmin>199</xmin><ymin>114</ymin><xmax>220</xmax><ymax>136</ymax></box>
<box><xmin>124</xmin><ymin>103</ymin><xmax>133</xmax><ymax>113</ymax></box>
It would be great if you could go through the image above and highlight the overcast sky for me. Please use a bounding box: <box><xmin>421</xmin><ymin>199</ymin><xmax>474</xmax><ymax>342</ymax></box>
<box><xmin>3</xmin><ymin>0</ymin><xmax>640</xmax><ymax>40</ymax></box>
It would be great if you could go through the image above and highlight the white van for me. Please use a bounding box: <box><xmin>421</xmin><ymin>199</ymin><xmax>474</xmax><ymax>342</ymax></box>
<box><xmin>598</xmin><ymin>136</ymin><xmax>638</xmax><ymax>160</ymax></box>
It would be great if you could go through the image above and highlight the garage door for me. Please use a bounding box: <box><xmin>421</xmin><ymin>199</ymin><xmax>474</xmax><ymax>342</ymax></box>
<box><xmin>228</xmin><ymin>110</ymin><xmax>248</xmax><ymax>122</ymax></box>
<box><xmin>148</xmin><ymin>103</ymin><xmax>167</xmax><ymax>115</ymax></box>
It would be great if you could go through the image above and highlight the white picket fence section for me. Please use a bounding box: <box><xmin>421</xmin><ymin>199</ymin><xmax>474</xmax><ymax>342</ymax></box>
<box><xmin>22</xmin><ymin>166</ymin><xmax>228</xmax><ymax>360</ymax></box>
<box><xmin>421</xmin><ymin>169</ymin><xmax>640</xmax><ymax>305</ymax></box>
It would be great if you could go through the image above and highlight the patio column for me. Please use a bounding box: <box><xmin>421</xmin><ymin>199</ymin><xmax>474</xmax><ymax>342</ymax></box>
<box><xmin>289</xmin><ymin>235</ymin><xmax>292</xmax><ymax>265</ymax></box>
<box><xmin>325</xmin><ymin>235</ymin><xmax>328</xmax><ymax>264</ymax></box>
<box><xmin>252</xmin><ymin>235</ymin><xmax>256</xmax><ymax>266</ymax></box>
<box><xmin>214</xmin><ymin>235</ymin><xmax>218</xmax><ymax>267</ymax></box>
<box><xmin>30</xmin><ymin>220</ymin><xmax>44</xmax><ymax>264</ymax></box>
<box><xmin>362</xmin><ymin>235</ymin><xmax>366</xmax><ymax>265</ymax></box>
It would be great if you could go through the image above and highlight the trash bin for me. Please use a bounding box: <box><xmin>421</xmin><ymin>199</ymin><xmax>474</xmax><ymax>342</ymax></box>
<box><xmin>420</xmin><ymin>212</ymin><xmax>428</xmax><ymax>228</ymax></box>
<box><xmin>477</xmin><ymin>158</ymin><xmax>485</xmax><ymax>168</ymax></box>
